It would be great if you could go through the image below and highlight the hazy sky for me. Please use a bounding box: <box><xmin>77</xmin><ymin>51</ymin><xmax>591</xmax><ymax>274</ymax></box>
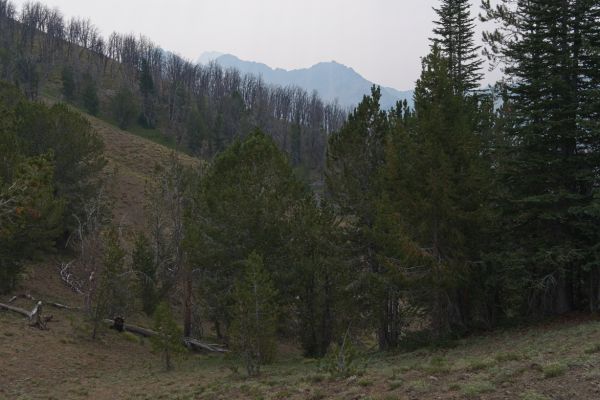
<box><xmin>12</xmin><ymin>0</ymin><xmax>495</xmax><ymax>90</ymax></box>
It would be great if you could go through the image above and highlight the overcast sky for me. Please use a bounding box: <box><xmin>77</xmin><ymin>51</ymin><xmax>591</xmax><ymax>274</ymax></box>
<box><xmin>12</xmin><ymin>0</ymin><xmax>495</xmax><ymax>90</ymax></box>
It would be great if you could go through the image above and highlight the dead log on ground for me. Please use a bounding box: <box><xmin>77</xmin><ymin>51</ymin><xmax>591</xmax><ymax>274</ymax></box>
<box><xmin>0</xmin><ymin>301</ymin><xmax>49</xmax><ymax>330</ymax></box>
<box><xmin>183</xmin><ymin>337</ymin><xmax>228</xmax><ymax>353</ymax></box>
<box><xmin>18</xmin><ymin>294</ymin><xmax>80</xmax><ymax>310</ymax></box>
<box><xmin>103</xmin><ymin>319</ymin><xmax>228</xmax><ymax>353</ymax></box>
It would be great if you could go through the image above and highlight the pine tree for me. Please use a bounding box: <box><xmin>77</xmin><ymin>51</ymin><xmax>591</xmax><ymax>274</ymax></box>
<box><xmin>229</xmin><ymin>252</ymin><xmax>278</xmax><ymax>377</ymax></box>
<box><xmin>382</xmin><ymin>45</ymin><xmax>491</xmax><ymax>334</ymax></box>
<box><xmin>61</xmin><ymin>66</ymin><xmax>76</xmax><ymax>101</ymax></box>
<box><xmin>81</xmin><ymin>73</ymin><xmax>99</xmax><ymax>116</ymax></box>
<box><xmin>132</xmin><ymin>232</ymin><xmax>158</xmax><ymax>316</ymax></box>
<box><xmin>110</xmin><ymin>86</ymin><xmax>139</xmax><ymax>129</ymax></box>
<box><xmin>326</xmin><ymin>86</ymin><xmax>401</xmax><ymax>349</ymax></box>
<box><xmin>482</xmin><ymin>0</ymin><xmax>600</xmax><ymax>315</ymax></box>
<box><xmin>139</xmin><ymin>58</ymin><xmax>156</xmax><ymax>128</ymax></box>
<box><xmin>432</xmin><ymin>0</ymin><xmax>483</xmax><ymax>93</ymax></box>
<box><xmin>90</xmin><ymin>228</ymin><xmax>128</xmax><ymax>339</ymax></box>
<box><xmin>185</xmin><ymin>130</ymin><xmax>306</xmax><ymax>338</ymax></box>
<box><xmin>0</xmin><ymin>154</ymin><xmax>64</xmax><ymax>293</ymax></box>
<box><xmin>152</xmin><ymin>301</ymin><xmax>184</xmax><ymax>371</ymax></box>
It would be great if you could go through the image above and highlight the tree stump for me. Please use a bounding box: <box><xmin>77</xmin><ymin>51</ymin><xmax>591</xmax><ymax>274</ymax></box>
<box><xmin>111</xmin><ymin>316</ymin><xmax>125</xmax><ymax>332</ymax></box>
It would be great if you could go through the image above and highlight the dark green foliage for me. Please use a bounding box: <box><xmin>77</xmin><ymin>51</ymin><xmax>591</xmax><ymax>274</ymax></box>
<box><xmin>291</xmin><ymin>200</ymin><xmax>348</xmax><ymax>358</ymax></box>
<box><xmin>110</xmin><ymin>86</ymin><xmax>139</xmax><ymax>129</ymax></box>
<box><xmin>15</xmin><ymin>55</ymin><xmax>39</xmax><ymax>100</ymax></box>
<box><xmin>0</xmin><ymin>154</ymin><xmax>64</xmax><ymax>293</ymax></box>
<box><xmin>151</xmin><ymin>301</ymin><xmax>184</xmax><ymax>371</ymax></box>
<box><xmin>0</xmin><ymin>81</ymin><xmax>104</xmax><ymax>293</ymax></box>
<box><xmin>132</xmin><ymin>232</ymin><xmax>158</xmax><ymax>316</ymax></box>
<box><xmin>482</xmin><ymin>0</ymin><xmax>600</xmax><ymax>316</ymax></box>
<box><xmin>91</xmin><ymin>228</ymin><xmax>128</xmax><ymax>339</ymax></box>
<box><xmin>186</xmin><ymin>130</ymin><xmax>306</xmax><ymax>333</ymax></box>
<box><xmin>138</xmin><ymin>59</ymin><xmax>156</xmax><ymax>129</ymax></box>
<box><xmin>230</xmin><ymin>252</ymin><xmax>278</xmax><ymax>376</ymax></box>
<box><xmin>13</xmin><ymin>98</ymin><xmax>105</xmax><ymax>226</ymax></box>
<box><xmin>61</xmin><ymin>66</ymin><xmax>76</xmax><ymax>101</ymax></box>
<box><xmin>432</xmin><ymin>0</ymin><xmax>483</xmax><ymax>93</ymax></box>
<box><xmin>320</xmin><ymin>330</ymin><xmax>363</xmax><ymax>378</ymax></box>
<box><xmin>81</xmin><ymin>73</ymin><xmax>99</xmax><ymax>116</ymax></box>
<box><xmin>382</xmin><ymin>45</ymin><xmax>491</xmax><ymax>334</ymax></box>
<box><xmin>326</xmin><ymin>86</ymin><xmax>401</xmax><ymax>349</ymax></box>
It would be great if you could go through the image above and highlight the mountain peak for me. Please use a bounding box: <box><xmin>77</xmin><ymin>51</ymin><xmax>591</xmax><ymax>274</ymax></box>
<box><xmin>198</xmin><ymin>51</ymin><xmax>225</xmax><ymax>65</ymax></box>
<box><xmin>198</xmin><ymin>52</ymin><xmax>413</xmax><ymax>109</ymax></box>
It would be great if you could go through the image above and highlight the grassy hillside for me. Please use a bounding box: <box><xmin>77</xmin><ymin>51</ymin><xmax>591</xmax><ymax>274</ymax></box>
<box><xmin>40</xmin><ymin>95</ymin><xmax>201</xmax><ymax>234</ymax></box>
<box><xmin>1</xmin><ymin>259</ymin><xmax>599</xmax><ymax>399</ymax></box>
<box><xmin>87</xmin><ymin>112</ymin><xmax>200</xmax><ymax>233</ymax></box>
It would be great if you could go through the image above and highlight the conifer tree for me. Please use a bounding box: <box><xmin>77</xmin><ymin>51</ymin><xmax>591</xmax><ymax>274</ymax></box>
<box><xmin>482</xmin><ymin>0</ymin><xmax>600</xmax><ymax>314</ymax></box>
<box><xmin>326</xmin><ymin>87</ymin><xmax>401</xmax><ymax>349</ymax></box>
<box><xmin>432</xmin><ymin>0</ymin><xmax>483</xmax><ymax>93</ymax></box>
<box><xmin>139</xmin><ymin>58</ymin><xmax>157</xmax><ymax>128</ymax></box>
<box><xmin>152</xmin><ymin>301</ymin><xmax>184</xmax><ymax>371</ymax></box>
<box><xmin>90</xmin><ymin>228</ymin><xmax>128</xmax><ymax>339</ymax></box>
<box><xmin>132</xmin><ymin>232</ymin><xmax>158</xmax><ymax>316</ymax></box>
<box><xmin>229</xmin><ymin>252</ymin><xmax>278</xmax><ymax>377</ymax></box>
<box><xmin>382</xmin><ymin>45</ymin><xmax>491</xmax><ymax>334</ymax></box>
<box><xmin>81</xmin><ymin>73</ymin><xmax>99</xmax><ymax>116</ymax></box>
<box><xmin>185</xmin><ymin>130</ymin><xmax>305</xmax><ymax>337</ymax></box>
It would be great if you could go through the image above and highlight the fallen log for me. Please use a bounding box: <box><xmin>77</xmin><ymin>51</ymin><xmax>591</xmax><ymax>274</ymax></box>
<box><xmin>103</xmin><ymin>319</ymin><xmax>228</xmax><ymax>353</ymax></box>
<box><xmin>19</xmin><ymin>294</ymin><xmax>79</xmax><ymax>310</ymax></box>
<box><xmin>103</xmin><ymin>319</ymin><xmax>157</xmax><ymax>337</ymax></box>
<box><xmin>0</xmin><ymin>300</ymin><xmax>49</xmax><ymax>330</ymax></box>
<box><xmin>0</xmin><ymin>302</ymin><xmax>31</xmax><ymax>317</ymax></box>
<box><xmin>183</xmin><ymin>337</ymin><xmax>228</xmax><ymax>353</ymax></box>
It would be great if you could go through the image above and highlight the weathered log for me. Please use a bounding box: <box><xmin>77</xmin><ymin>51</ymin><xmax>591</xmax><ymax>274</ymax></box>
<box><xmin>103</xmin><ymin>319</ymin><xmax>157</xmax><ymax>338</ymax></box>
<box><xmin>103</xmin><ymin>319</ymin><xmax>228</xmax><ymax>352</ymax></box>
<box><xmin>0</xmin><ymin>302</ymin><xmax>31</xmax><ymax>317</ymax></box>
<box><xmin>183</xmin><ymin>337</ymin><xmax>228</xmax><ymax>353</ymax></box>
<box><xmin>20</xmin><ymin>294</ymin><xmax>79</xmax><ymax>310</ymax></box>
<box><xmin>0</xmin><ymin>300</ymin><xmax>48</xmax><ymax>330</ymax></box>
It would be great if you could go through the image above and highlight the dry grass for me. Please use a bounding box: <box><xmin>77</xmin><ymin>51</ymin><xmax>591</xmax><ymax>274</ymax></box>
<box><xmin>87</xmin><ymin>113</ymin><xmax>201</xmax><ymax>234</ymax></box>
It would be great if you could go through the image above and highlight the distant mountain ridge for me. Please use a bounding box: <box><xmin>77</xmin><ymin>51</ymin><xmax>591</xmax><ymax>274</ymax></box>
<box><xmin>198</xmin><ymin>52</ymin><xmax>413</xmax><ymax>110</ymax></box>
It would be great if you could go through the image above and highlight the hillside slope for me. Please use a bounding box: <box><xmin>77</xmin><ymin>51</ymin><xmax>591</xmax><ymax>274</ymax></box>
<box><xmin>1</xmin><ymin>260</ymin><xmax>599</xmax><ymax>399</ymax></box>
<box><xmin>2</xmin><ymin>107</ymin><xmax>599</xmax><ymax>400</ymax></box>
<box><xmin>86</xmin><ymin>113</ymin><xmax>201</xmax><ymax>233</ymax></box>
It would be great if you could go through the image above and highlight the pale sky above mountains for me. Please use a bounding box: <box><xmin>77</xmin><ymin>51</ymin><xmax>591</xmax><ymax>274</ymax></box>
<box><xmin>11</xmin><ymin>0</ymin><xmax>499</xmax><ymax>90</ymax></box>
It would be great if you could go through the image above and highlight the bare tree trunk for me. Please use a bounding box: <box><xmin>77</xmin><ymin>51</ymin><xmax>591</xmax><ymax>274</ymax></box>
<box><xmin>183</xmin><ymin>272</ymin><xmax>192</xmax><ymax>337</ymax></box>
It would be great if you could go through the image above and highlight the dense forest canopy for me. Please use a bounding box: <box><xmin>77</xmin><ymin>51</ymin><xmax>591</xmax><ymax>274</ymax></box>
<box><xmin>0</xmin><ymin>0</ymin><xmax>599</xmax><ymax>379</ymax></box>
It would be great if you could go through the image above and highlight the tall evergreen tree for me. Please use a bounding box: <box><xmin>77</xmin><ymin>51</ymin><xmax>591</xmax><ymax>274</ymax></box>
<box><xmin>138</xmin><ymin>58</ymin><xmax>157</xmax><ymax>129</ymax></box>
<box><xmin>230</xmin><ymin>252</ymin><xmax>278</xmax><ymax>376</ymax></box>
<box><xmin>482</xmin><ymin>0</ymin><xmax>600</xmax><ymax>314</ymax></box>
<box><xmin>432</xmin><ymin>0</ymin><xmax>483</xmax><ymax>93</ymax></box>
<box><xmin>382</xmin><ymin>46</ymin><xmax>491</xmax><ymax>334</ymax></box>
<box><xmin>326</xmin><ymin>87</ymin><xmax>401</xmax><ymax>349</ymax></box>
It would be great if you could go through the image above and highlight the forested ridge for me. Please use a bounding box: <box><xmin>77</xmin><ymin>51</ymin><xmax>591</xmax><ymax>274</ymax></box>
<box><xmin>0</xmin><ymin>0</ymin><xmax>346</xmax><ymax>179</ymax></box>
<box><xmin>1</xmin><ymin>0</ymin><xmax>599</xmax><ymax>385</ymax></box>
